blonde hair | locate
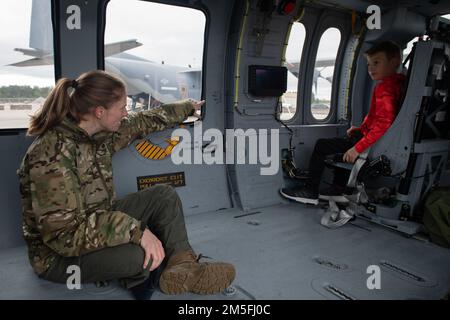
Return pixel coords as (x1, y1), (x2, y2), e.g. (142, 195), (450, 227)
(27, 70), (125, 136)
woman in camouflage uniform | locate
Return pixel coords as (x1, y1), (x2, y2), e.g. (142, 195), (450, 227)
(17, 70), (235, 299)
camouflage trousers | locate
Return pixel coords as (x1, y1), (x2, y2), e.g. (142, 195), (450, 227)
(40, 184), (192, 289)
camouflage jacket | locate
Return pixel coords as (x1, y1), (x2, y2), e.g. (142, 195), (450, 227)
(17, 100), (194, 275)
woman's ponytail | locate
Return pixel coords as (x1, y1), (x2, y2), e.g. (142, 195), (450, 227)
(27, 70), (125, 136)
(27, 78), (72, 136)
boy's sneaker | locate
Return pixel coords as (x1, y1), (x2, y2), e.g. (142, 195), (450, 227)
(279, 187), (319, 205)
(319, 185), (349, 203)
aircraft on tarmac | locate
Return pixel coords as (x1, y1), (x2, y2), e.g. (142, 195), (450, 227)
(12, 41), (333, 111)
(7, 1), (202, 110)
(285, 58), (334, 95)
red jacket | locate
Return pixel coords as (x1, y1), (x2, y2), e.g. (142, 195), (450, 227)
(354, 73), (406, 153)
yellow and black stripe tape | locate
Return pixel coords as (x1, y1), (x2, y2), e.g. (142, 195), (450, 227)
(136, 137), (180, 160)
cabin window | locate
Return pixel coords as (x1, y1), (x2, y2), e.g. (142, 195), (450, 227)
(311, 27), (341, 120)
(403, 37), (418, 70)
(105, 0), (206, 121)
(0, 0), (55, 130)
(280, 22), (306, 121)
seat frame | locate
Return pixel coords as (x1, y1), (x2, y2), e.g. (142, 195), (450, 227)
(325, 36), (450, 235)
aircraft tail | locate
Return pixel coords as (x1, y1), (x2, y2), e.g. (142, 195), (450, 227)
(28, 0), (141, 56)
(105, 40), (143, 57)
(7, 0), (52, 66)
(29, 0), (53, 52)
(9, 1), (141, 67)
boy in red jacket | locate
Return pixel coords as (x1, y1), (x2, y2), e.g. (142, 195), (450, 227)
(281, 41), (406, 205)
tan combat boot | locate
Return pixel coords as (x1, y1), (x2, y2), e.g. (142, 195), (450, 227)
(159, 250), (236, 295)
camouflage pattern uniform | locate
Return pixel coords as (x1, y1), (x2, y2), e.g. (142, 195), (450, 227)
(17, 100), (194, 280)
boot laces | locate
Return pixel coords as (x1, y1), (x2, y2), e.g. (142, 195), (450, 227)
(196, 253), (211, 262)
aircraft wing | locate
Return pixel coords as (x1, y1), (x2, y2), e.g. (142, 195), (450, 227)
(9, 0), (141, 67)
(105, 39), (142, 57)
(314, 58), (335, 68)
(14, 48), (50, 58)
(177, 68), (202, 74)
(9, 39), (142, 67)
(285, 57), (335, 78)
(285, 61), (300, 77)
(7, 56), (53, 67)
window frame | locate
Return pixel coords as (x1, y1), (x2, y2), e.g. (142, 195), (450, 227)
(99, 0), (209, 120)
(298, 9), (352, 125)
(280, 21), (307, 123)
(305, 22), (343, 124)
(0, 0), (58, 132)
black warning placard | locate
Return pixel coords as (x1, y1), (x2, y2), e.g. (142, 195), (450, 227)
(137, 172), (186, 190)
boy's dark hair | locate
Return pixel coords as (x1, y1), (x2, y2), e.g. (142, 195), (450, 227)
(365, 41), (401, 60)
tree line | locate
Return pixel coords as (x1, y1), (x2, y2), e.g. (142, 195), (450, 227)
(0, 85), (53, 98)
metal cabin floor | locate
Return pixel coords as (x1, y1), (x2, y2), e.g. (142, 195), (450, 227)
(1, 203), (449, 300)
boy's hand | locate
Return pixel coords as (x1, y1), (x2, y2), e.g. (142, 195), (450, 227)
(346, 126), (360, 137)
(343, 147), (360, 163)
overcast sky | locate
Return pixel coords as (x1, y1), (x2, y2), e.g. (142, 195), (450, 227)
(105, 0), (205, 66)
(0, 0), (51, 86)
